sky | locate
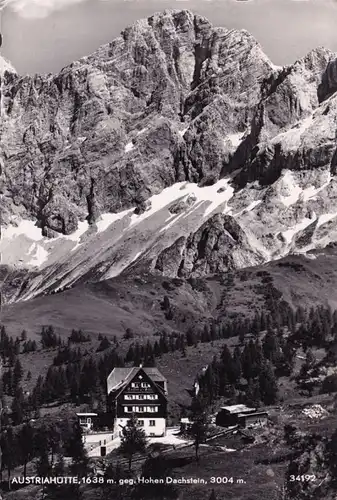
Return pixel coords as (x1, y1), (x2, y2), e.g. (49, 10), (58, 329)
(1, 0), (337, 75)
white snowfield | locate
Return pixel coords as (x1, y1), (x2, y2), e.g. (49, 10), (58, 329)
(0, 56), (17, 75)
(226, 133), (244, 149)
(96, 210), (132, 234)
(124, 141), (134, 153)
(1, 178), (235, 269)
(2, 163), (337, 299)
(278, 170), (332, 207)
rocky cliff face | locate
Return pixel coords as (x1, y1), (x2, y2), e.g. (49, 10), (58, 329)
(233, 47), (337, 187)
(2, 9), (337, 301)
(0, 10), (275, 235)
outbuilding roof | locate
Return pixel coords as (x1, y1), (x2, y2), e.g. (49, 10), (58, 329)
(237, 411), (268, 418)
(220, 404), (256, 414)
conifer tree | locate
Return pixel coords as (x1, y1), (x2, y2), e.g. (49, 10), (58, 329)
(65, 421), (88, 478)
(118, 414), (147, 470)
(1, 427), (17, 488)
(11, 386), (25, 425)
(13, 359), (23, 391)
(18, 423), (35, 479)
(241, 343), (253, 380)
(189, 397), (210, 463)
(245, 379), (261, 407)
(259, 362), (278, 405)
(97, 336), (111, 352)
(263, 331), (280, 363)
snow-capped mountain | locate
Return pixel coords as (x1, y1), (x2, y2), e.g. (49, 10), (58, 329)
(2, 9), (337, 302)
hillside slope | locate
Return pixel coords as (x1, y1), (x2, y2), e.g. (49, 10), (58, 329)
(3, 248), (337, 338)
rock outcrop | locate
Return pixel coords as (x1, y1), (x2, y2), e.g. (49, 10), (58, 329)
(233, 47), (337, 187)
(155, 214), (263, 277)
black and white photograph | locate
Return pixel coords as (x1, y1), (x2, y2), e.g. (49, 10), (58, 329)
(1, 0), (337, 499)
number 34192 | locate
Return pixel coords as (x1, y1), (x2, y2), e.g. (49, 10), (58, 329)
(289, 475), (316, 482)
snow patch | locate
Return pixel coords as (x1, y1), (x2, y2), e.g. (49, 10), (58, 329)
(304, 253), (317, 260)
(279, 171), (303, 207)
(159, 204), (198, 233)
(273, 115), (314, 152)
(124, 141), (134, 153)
(2, 219), (43, 242)
(137, 128), (147, 136)
(235, 200), (262, 216)
(302, 172), (332, 201)
(270, 63), (283, 71)
(245, 200), (262, 212)
(245, 230), (272, 262)
(96, 210), (132, 233)
(226, 133), (243, 148)
(64, 221), (89, 243)
(179, 128), (188, 137)
(317, 212), (337, 227)
(0, 56), (16, 75)
(130, 251), (142, 264)
(28, 243), (49, 267)
(282, 216), (315, 245)
(278, 170), (331, 207)
(202, 179), (234, 216)
(129, 178), (234, 229)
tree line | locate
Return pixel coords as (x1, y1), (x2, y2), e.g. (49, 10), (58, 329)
(1, 418), (88, 497)
(1, 304), (337, 429)
(196, 304), (337, 407)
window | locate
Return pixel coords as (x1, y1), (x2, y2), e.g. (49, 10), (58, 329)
(138, 420), (144, 427)
(147, 406), (159, 413)
(149, 420), (155, 427)
(141, 382), (150, 388)
(125, 406), (132, 413)
(125, 394), (158, 400)
(139, 406), (145, 412)
(79, 417), (91, 424)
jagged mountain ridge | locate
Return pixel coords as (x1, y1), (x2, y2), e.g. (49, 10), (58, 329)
(2, 9), (337, 301)
(0, 9), (275, 233)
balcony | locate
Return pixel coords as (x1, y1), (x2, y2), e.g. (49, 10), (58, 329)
(125, 386), (154, 393)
